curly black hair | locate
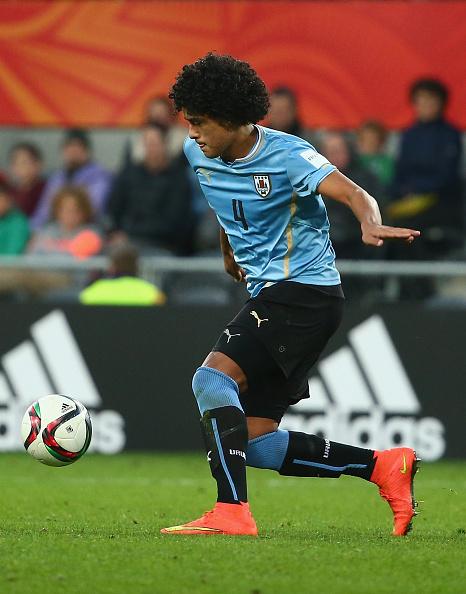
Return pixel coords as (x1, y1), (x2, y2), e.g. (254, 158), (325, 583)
(169, 53), (270, 126)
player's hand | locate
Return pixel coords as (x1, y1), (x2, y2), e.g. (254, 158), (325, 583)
(223, 252), (246, 282)
(361, 222), (420, 247)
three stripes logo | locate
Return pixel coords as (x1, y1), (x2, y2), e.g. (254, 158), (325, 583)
(0, 310), (125, 453)
(282, 315), (445, 461)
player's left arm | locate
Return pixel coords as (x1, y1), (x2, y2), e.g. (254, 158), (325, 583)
(220, 226), (246, 282)
(317, 170), (420, 247)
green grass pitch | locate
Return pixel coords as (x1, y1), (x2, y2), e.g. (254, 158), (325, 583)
(1, 453), (465, 594)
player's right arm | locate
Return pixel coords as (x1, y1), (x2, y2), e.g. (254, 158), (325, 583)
(220, 226), (246, 282)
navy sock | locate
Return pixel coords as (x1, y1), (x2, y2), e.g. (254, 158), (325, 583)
(200, 406), (248, 503)
(279, 432), (375, 480)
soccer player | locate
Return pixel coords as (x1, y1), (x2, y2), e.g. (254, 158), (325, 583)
(162, 54), (421, 537)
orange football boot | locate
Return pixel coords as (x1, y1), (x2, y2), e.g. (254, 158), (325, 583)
(160, 502), (258, 536)
(371, 447), (420, 536)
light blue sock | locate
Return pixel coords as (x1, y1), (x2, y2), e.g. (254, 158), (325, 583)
(247, 430), (290, 471)
(192, 366), (243, 415)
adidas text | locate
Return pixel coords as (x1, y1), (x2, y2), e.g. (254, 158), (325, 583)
(282, 315), (445, 462)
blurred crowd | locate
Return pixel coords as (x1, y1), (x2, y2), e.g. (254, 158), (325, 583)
(0, 79), (464, 304)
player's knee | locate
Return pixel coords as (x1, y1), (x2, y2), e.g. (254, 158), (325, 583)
(192, 366), (243, 415)
(247, 417), (279, 440)
(202, 351), (248, 393)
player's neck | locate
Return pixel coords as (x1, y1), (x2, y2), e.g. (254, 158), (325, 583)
(221, 124), (257, 162)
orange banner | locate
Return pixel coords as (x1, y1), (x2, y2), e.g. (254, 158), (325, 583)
(1, 1), (465, 128)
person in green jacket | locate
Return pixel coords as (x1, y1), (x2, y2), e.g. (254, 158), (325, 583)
(356, 120), (395, 190)
(80, 243), (166, 306)
(0, 181), (30, 254)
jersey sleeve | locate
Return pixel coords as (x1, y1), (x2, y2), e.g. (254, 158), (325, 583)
(183, 137), (197, 167)
(286, 144), (336, 197)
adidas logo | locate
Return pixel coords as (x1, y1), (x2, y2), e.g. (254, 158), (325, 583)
(1, 309), (101, 409)
(282, 315), (445, 462)
(0, 310), (125, 454)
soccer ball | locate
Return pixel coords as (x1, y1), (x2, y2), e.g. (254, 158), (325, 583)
(21, 394), (92, 467)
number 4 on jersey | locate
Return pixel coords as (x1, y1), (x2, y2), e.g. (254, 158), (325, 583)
(232, 199), (249, 231)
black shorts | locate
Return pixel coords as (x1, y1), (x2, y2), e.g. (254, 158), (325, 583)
(212, 281), (344, 422)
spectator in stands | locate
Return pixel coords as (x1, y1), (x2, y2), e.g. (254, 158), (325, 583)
(356, 120), (394, 190)
(8, 143), (46, 217)
(145, 95), (187, 158)
(266, 86), (314, 143)
(389, 78), (463, 252)
(319, 131), (383, 258)
(31, 129), (112, 230)
(29, 186), (102, 259)
(80, 243), (165, 306)
(0, 181), (29, 254)
(107, 123), (194, 255)
(124, 95), (187, 166)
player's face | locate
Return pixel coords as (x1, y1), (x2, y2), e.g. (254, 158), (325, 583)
(183, 110), (237, 159)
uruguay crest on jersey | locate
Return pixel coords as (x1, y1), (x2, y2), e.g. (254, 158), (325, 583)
(253, 174), (271, 198)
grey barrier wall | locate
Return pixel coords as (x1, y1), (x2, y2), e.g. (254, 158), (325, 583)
(0, 304), (464, 459)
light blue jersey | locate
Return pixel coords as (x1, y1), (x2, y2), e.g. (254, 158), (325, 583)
(184, 125), (340, 297)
